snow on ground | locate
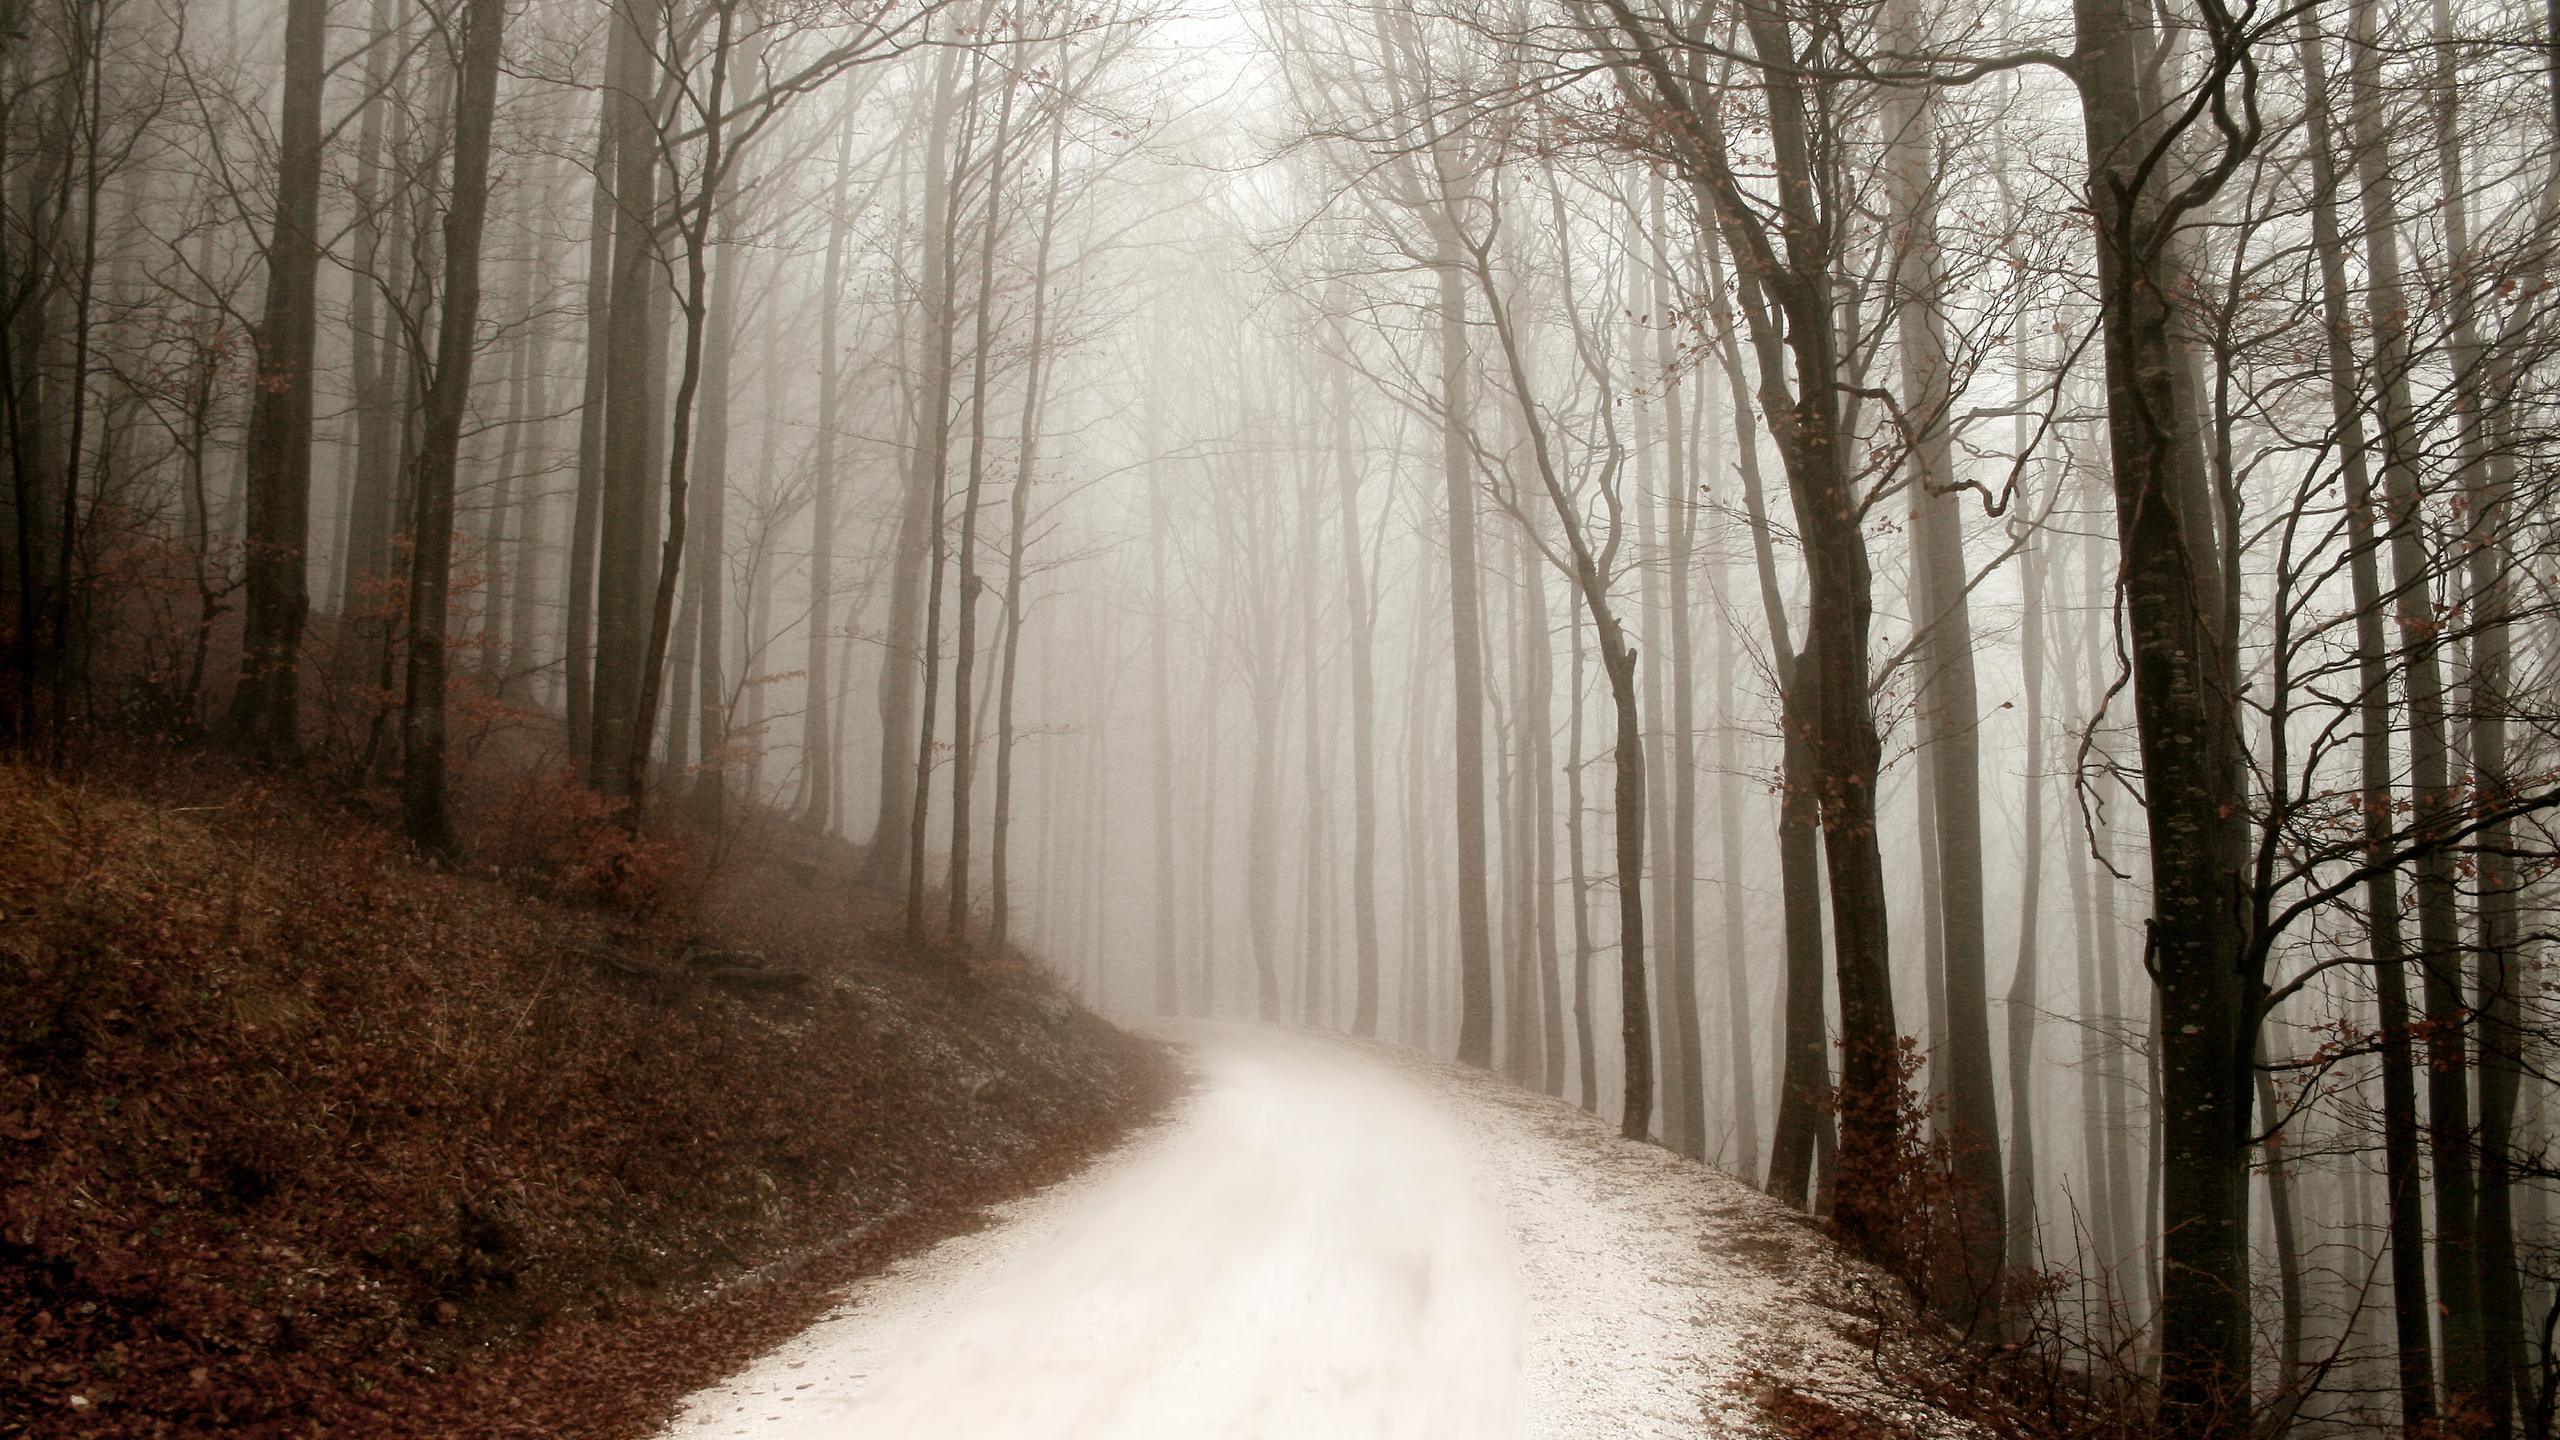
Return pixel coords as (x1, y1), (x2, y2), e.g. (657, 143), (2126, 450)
(656, 1021), (1936, 1440)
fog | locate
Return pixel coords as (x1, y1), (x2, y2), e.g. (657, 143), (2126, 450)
(12, 0), (2560, 1428)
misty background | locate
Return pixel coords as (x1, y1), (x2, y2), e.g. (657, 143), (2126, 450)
(9, 0), (2560, 1431)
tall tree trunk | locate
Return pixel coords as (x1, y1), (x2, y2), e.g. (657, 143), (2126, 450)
(337, 0), (396, 628)
(504, 244), (552, 709)
(1916, 715), (1948, 1118)
(2470, 15), (2560, 1418)
(564, 95), (614, 770)
(804, 119), (852, 835)
(989, 373), (1051, 958)
(1436, 215), (1496, 1067)
(742, 388), (775, 803)
(2066, 738), (2111, 1271)
(1337, 362), (1383, 1038)
(947, 66), (1017, 932)
(1633, 349), (1676, 1138)
(2473, 230), (2531, 1440)
(686, 210), (740, 820)
(43, 23), (107, 738)
(621, 4), (738, 817)
(225, 0), (328, 760)
(399, 0), (503, 851)
(2431, 0), (2525, 1422)
(903, 51), (973, 930)
(1296, 415), (1333, 1027)
(0, 55), (70, 733)
(363, 154), (430, 775)
(1706, 239), (1825, 1207)
(988, 504), (1032, 953)
(1710, 514), (1760, 1177)
(1604, 635), (1649, 1141)
(2069, 0), (2257, 1416)
(1993, 123), (2047, 1287)
(1248, 593), (1284, 1021)
(478, 253), (535, 692)
(1567, 576), (1599, 1109)
(2256, 1056), (2307, 1426)
(2006, 502), (2044, 1278)
(2348, 0), (2481, 1409)
(833, 565), (864, 835)
(2296, 9), (2434, 1419)
(1656, 215), (1704, 1156)
(1146, 456), (1176, 1000)
(1885, 0), (2002, 1296)
(1198, 633), (1226, 1014)
(2084, 517), (2141, 1318)
(1598, 10), (1889, 1219)
(990, 46), (1061, 961)
(861, 48), (961, 891)
(1501, 505), (1533, 1081)
(1525, 495), (1565, 1097)
(587, 0), (664, 798)
(1402, 573), (1440, 1047)
(1467, 238), (1649, 1140)
(1733, 9), (1900, 1253)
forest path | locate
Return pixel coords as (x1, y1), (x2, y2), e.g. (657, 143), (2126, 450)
(655, 1021), (1897, 1440)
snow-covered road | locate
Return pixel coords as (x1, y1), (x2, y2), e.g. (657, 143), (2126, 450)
(657, 1022), (1898, 1440)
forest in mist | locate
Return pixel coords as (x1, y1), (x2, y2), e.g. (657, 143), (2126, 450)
(9, 0), (2560, 1429)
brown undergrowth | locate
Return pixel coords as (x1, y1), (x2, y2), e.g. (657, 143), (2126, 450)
(1761, 1040), (2156, 1440)
(0, 743), (1178, 1438)
(1767, 1036), (2487, 1437)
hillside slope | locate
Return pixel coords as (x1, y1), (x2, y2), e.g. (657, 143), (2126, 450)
(0, 753), (1175, 1439)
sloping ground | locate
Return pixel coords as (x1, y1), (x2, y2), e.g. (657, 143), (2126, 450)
(656, 1022), (1975, 1440)
(0, 753), (1177, 1439)
(1384, 1039), (1978, 1439)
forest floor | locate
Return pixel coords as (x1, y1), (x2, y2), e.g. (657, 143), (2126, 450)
(657, 1021), (1977, 1440)
(0, 742), (1178, 1440)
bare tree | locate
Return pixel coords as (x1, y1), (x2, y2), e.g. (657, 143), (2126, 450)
(223, 0), (326, 760)
(399, 0), (505, 849)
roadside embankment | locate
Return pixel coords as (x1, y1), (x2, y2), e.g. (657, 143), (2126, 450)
(0, 751), (1175, 1439)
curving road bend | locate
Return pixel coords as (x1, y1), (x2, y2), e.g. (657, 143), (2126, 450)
(658, 1022), (1892, 1440)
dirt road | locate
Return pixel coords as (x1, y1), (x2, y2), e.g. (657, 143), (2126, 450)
(658, 1022), (1907, 1439)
